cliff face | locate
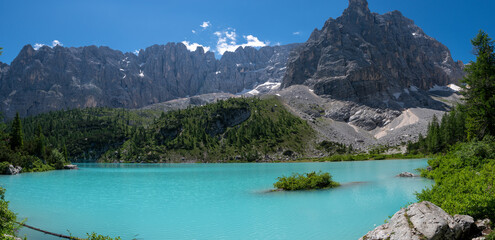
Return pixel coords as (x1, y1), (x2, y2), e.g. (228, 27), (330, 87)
(0, 43), (297, 118)
(282, 0), (464, 110)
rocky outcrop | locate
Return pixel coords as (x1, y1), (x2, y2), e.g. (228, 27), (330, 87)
(3, 165), (22, 175)
(360, 201), (483, 240)
(282, 0), (464, 129)
(0, 43), (297, 119)
(206, 107), (251, 136)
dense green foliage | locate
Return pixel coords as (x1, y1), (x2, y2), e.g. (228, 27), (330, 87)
(10, 113), (24, 151)
(462, 30), (495, 140)
(0, 113), (56, 173)
(0, 187), (19, 237)
(417, 139), (495, 220)
(19, 107), (160, 161)
(273, 171), (339, 191)
(100, 97), (314, 162)
(317, 140), (354, 155)
(407, 107), (467, 154)
(3, 97), (312, 164)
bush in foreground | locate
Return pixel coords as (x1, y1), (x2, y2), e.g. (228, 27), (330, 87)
(417, 138), (495, 220)
(273, 171), (339, 191)
(0, 187), (19, 237)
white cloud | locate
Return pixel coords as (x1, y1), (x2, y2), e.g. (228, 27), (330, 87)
(33, 43), (45, 50)
(293, 32), (301, 35)
(133, 49), (140, 55)
(181, 41), (211, 53)
(200, 21), (211, 29)
(214, 30), (268, 55)
(192, 30), (196, 34)
(52, 40), (63, 47)
(33, 40), (63, 50)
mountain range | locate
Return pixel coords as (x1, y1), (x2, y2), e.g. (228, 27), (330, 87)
(0, 42), (297, 118)
(0, 0), (465, 147)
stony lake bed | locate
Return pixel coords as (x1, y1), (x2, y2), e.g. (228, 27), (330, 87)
(0, 159), (431, 240)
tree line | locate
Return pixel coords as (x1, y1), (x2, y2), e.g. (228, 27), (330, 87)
(100, 97), (314, 163)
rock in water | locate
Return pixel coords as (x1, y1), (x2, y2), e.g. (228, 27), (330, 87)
(360, 201), (479, 240)
(282, 0), (464, 129)
(396, 172), (416, 177)
(63, 164), (79, 170)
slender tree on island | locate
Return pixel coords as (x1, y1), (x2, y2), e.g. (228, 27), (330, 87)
(462, 30), (495, 140)
(10, 112), (24, 151)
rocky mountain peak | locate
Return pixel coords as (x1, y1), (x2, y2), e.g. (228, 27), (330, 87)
(346, 0), (370, 16)
(13, 44), (35, 62)
(282, 0), (465, 130)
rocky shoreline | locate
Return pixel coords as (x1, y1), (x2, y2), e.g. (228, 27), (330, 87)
(1, 164), (78, 175)
(360, 201), (492, 240)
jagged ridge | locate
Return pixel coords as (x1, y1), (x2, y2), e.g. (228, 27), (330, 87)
(0, 43), (299, 118)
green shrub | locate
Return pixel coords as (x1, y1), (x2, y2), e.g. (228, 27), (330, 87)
(273, 171), (340, 191)
(48, 149), (67, 169)
(0, 187), (19, 236)
(0, 162), (10, 174)
(417, 139), (495, 220)
(27, 159), (55, 172)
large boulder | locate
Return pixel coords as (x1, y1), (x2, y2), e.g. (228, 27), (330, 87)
(360, 201), (479, 240)
(63, 164), (79, 170)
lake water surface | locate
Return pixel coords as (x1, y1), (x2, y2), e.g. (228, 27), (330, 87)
(0, 159), (432, 240)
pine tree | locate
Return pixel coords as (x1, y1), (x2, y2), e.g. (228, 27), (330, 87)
(10, 112), (24, 151)
(426, 115), (441, 153)
(35, 124), (46, 159)
(462, 30), (495, 140)
(63, 144), (69, 161)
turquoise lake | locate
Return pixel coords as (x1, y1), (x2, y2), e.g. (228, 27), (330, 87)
(0, 159), (432, 240)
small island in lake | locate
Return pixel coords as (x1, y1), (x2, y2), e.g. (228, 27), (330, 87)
(273, 171), (340, 191)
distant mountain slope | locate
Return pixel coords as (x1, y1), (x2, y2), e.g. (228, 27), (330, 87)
(281, 0), (464, 130)
(0, 43), (298, 118)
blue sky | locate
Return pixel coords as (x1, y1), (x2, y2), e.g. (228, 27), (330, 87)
(0, 0), (493, 64)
